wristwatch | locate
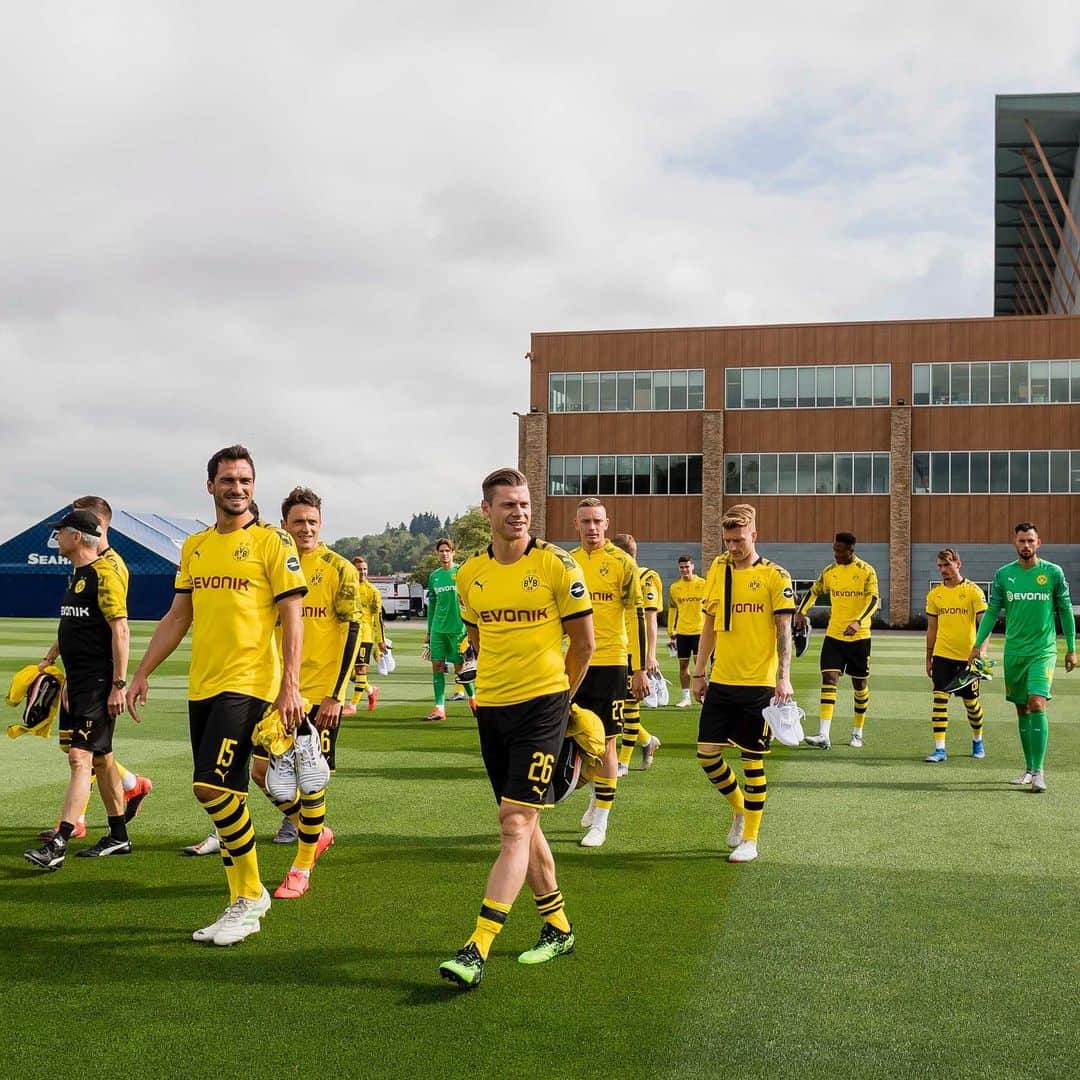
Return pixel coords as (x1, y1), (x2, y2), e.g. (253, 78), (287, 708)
(113, 679), (126, 689)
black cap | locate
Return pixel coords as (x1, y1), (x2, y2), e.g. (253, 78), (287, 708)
(46, 509), (102, 537)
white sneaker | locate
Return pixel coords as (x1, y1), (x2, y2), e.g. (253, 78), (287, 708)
(849, 730), (864, 748)
(640, 735), (661, 770)
(616, 763), (629, 778)
(728, 840), (758, 863)
(295, 728), (330, 794)
(1010, 770), (1034, 786)
(580, 792), (596, 829)
(182, 832), (221, 857)
(580, 825), (607, 848)
(675, 698), (693, 709)
(1030, 770), (1047, 793)
(193, 907), (232, 943)
(212, 888), (272, 946)
(726, 813), (744, 849)
(266, 748), (298, 802)
(803, 734), (831, 750)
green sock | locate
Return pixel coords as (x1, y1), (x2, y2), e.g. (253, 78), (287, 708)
(463, 681), (475, 697)
(1017, 713), (1033, 770)
(1028, 711), (1048, 771)
(433, 671), (446, 708)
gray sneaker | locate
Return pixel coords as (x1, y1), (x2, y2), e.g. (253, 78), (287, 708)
(1010, 770), (1034, 786)
(272, 816), (298, 844)
(804, 734), (831, 750)
(1030, 770), (1047, 793)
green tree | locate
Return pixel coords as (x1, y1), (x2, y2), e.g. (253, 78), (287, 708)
(450, 505), (491, 557)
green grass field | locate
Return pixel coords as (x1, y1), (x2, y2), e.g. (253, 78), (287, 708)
(1, 618), (1077, 1079)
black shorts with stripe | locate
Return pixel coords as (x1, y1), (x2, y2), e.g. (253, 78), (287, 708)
(573, 664), (627, 737)
(251, 705), (339, 770)
(476, 691), (570, 808)
(819, 635), (871, 679)
(61, 675), (115, 755)
(698, 682), (773, 755)
(675, 633), (701, 660)
(931, 656), (979, 700)
(190, 692), (269, 794)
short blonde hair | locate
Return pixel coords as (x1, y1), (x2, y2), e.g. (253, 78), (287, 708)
(612, 532), (637, 557)
(721, 503), (756, 530)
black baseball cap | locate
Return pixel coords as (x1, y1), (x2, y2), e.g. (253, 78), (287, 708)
(47, 509), (102, 537)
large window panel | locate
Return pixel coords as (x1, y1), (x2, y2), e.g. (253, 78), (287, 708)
(724, 369), (741, 410)
(759, 453), (778, 494)
(688, 369), (705, 409)
(797, 453), (816, 494)
(617, 371), (634, 411)
(760, 367), (779, 409)
(654, 369), (671, 410)
(741, 454), (760, 495)
(989, 451), (1009, 493)
(1009, 361), (1029, 404)
(778, 454), (797, 492)
(854, 365), (874, 406)
(616, 454), (634, 495)
(1050, 450), (1069, 493)
(549, 373), (565, 412)
(913, 452), (930, 493)
(582, 371), (599, 412)
(949, 452), (969, 493)
(1050, 360), (1071, 403)
(742, 368), (760, 409)
(872, 453), (890, 493)
(815, 367), (835, 408)
(930, 364), (949, 405)
(1072, 361), (1080, 403)
(687, 454), (703, 494)
(835, 452), (853, 493)
(580, 455), (599, 495)
(931, 451), (950, 493)
(969, 451), (989, 493)
(598, 454), (616, 495)
(725, 455), (741, 495)
(599, 372), (617, 411)
(797, 367), (816, 408)
(634, 455), (652, 494)
(563, 372), (583, 412)
(1073, 450), (1080, 492)
(970, 362), (990, 404)
(853, 453), (872, 493)
(669, 370), (688, 410)
(1029, 361), (1049, 404)
(835, 366), (854, 407)
(668, 454), (688, 494)
(1029, 450), (1049, 492)
(913, 364), (930, 406)
(950, 363), (970, 405)
(1009, 450), (1029, 492)
(549, 456), (564, 495)
(815, 453), (834, 494)
(651, 455), (669, 494)
(563, 456), (581, 496)
(990, 363), (1010, 404)
(634, 371), (653, 411)
(873, 365), (890, 405)
(779, 367), (797, 408)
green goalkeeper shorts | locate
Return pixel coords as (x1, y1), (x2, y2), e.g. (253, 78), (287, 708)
(429, 631), (466, 665)
(1003, 652), (1056, 705)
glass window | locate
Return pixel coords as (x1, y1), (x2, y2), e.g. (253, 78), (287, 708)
(778, 454), (797, 493)
(670, 370), (688, 410)
(835, 452), (853, 493)
(724, 455), (741, 494)
(853, 453), (872, 493)
(780, 367), (797, 408)
(989, 451), (1009, 492)
(598, 454), (616, 495)
(760, 367), (779, 409)
(855, 365), (874, 407)
(580, 455), (599, 495)
(912, 452), (930, 493)
(548, 456), (564, 495)
(1072, 360), (1080, 402)
(688, 369), (705, 409)
(969, 451), (989, 493)
(950, 363), (969, 405)
(950, 452), (969, 493)
(563, 456), (581, 496)
(1030, 361), (1049, 404)
(688, 455), (703, 494)
(816, 367), (835, 408)
(931, 452), (950, 493)
(872, 453), (890, 493)
(599, 372), (617, 411)
(990, 363), (1009, 404)
(913, 364), (930, 406)
(873, 365), (890, 405)
(798, 367), (816, 408)
(549, 373), (565, 412)
(835, 366), (853, 407)
(742, 368), (760, 409)
(970, 362), (990, 404)
(1051, 450), (1069, 493)
(617, 371), (634, 411)
(797, 453), (815, 494)
(741, 454), (760, 495)
(1009, 361), (1029, 404)
(654, 369), (670, 410)
(582, 371), (599, 411)
(1030, 450), (1049, 492)
(1050, 360), (1071, 403)
(725, 369), (740, 409)
(668, 454), (688, 494)
(815, 453), (834, 494)
(564, 372), (583, 412)
(634, 371), (652, 411)
(760, 453), (778, 494)
(930, 364), (949, 405)
(616, 455), (634, 495)
(1009, 450), (1029, 492)
(1073, 450), (1080, 492)
(634, 455), (652, 494)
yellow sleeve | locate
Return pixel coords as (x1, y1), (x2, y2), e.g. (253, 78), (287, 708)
(265, 529), (308, 601)
(702, 558), (723, 616)
(972, 585), (987, 616)
(335, 562), (362, 623)
(623, 559), (646, 670)
(175, 536), (195, 592)
(925, 588), (939, 617)
(95, 562), (128, 621)
(458, 562), (479, 625)
(772, 567), (796, 614)
(667, 583), (678, 634)
(553, 553), (591, 621)
(643, 571), (663, 613)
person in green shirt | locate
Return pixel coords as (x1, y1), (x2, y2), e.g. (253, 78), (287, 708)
(971, 522), (1076, 792)
(424, 538), (476, 721)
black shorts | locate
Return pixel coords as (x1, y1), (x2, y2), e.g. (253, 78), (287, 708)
(931, 656), (979, 700)
(573, 664), (627, 737)
(355, 642), (373, 667)
(62, 675), (115, 755)
(251, 706), (338, 770)
(190, 692), (269, 794)
(697, 683), (773, 755)
(675, 633), (701, 660)
(820, 635), (871, 679)
(476, 691), (570, 807)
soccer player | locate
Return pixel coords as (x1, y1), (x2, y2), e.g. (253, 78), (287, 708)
(24, 510), (132, 869)
(692, 504), (795, 863)
(667, 555), (707, 708)
(571, 498), (647, 847)
(346, 556), (386, 713)
(794, 532), (879, 748)
(128, 445), (307, 946)
(438, 467), (593, 988)
(924, 548), (989, 762)
(970, 522), (1076, 792)
(37, 496), (152, 839)
(422, 537), (477, 722)
(612, 533), (662, 774)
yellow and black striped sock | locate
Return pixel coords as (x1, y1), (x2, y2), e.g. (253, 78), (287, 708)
(467, 897), (512, 959)
(351, 668), (368, 705)
(697, 751), (745, 812)
(819, 684), (837, 738)
(618, 702), (640, 767)
(853, 686), (870, 731)
(203, 792), (262, 900)
(964, 698), (984, 738)
(270, 790), (301, 822)
(741, 755), (767, 842)
(220, 848), (238, 903)
(637, 722), (652, 746)
(931, 690), (949, 748)
(534, 889), (571, 933)
(594, 775), (617, 810)
(293, 788), (326, 872)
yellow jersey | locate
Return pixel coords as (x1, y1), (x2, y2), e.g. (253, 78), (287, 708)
(356, 579), (384, 644)
(571, 541), (645, 669)
(796, 557), (879, 641)
(926, 580), (987, 662)
(668, 574), (707, 635)
(703, 554), (796, 686)
(99, 546), (130, 592)
(296, 545), (363, 702)
(176, 520), (308, 702)
(457, 538), (591, 707)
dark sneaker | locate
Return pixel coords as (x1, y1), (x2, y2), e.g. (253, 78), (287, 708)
(25, 837), (67, 871)
(518, 922), (575, 965)
(272, 817), (298, 844)
(76, 834), (133, 858)
(439, 942), (485, 988)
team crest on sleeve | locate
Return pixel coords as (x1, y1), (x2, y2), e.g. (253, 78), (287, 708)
(522, 574), (539, 592)
(570, 580), (586, 599)
(286, 555), (301, 572)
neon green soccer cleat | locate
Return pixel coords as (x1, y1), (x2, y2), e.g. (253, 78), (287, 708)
(439, 943), (485, 988)
(517, 922), (575, 965)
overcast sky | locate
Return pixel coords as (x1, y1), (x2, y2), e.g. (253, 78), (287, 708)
(3, 2), (1079, 543)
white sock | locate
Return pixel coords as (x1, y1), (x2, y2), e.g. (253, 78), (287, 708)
(591, 806), (610, 831)
(681, 688), (691, 701)
(120, 770), (138, 793)
(935, 738), (946, 750)
(819, 718), (832, 740)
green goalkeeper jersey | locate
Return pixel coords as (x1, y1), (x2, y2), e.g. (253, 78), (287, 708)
(974, 559), (1076, 657)
(427, 565), (465, 637)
